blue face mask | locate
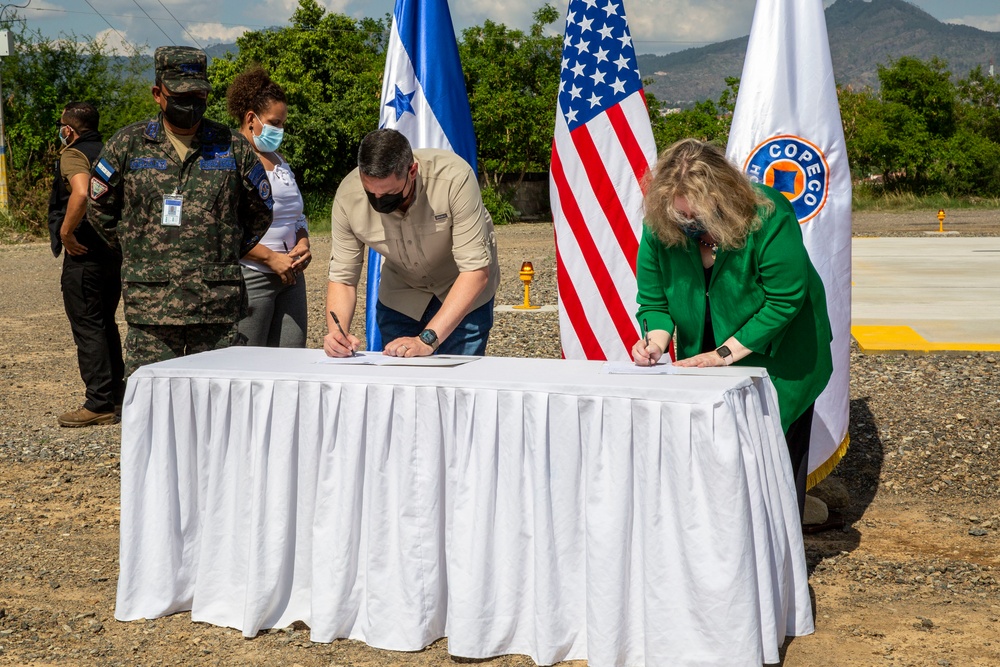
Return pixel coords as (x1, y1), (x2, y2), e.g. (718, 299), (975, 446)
(252, 113), (284, 153)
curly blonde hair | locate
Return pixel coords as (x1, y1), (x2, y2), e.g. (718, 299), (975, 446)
(225, 66), (286, 128)
(643, 138), (770, 249)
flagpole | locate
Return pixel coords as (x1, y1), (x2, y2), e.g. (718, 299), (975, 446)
(367, 0), (477, 351)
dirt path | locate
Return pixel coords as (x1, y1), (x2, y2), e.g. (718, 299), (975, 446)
(1, 215), (998, 666)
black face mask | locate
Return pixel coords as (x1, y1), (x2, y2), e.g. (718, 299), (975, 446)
(678, 218), (707, 240)
(365, 175), (409, 214)
(163, 95), (207, 130)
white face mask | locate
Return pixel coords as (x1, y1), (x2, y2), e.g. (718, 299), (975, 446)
(252, 113), (284, 153)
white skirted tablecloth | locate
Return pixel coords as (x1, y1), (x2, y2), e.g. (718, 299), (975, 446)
(115, 347), (813, 667)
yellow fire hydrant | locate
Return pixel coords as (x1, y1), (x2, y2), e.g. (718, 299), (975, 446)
(513, 261), (541, 310)
(937, 208), (946, 233)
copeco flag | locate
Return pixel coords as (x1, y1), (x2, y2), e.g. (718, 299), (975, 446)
(726, 0), (852, 486)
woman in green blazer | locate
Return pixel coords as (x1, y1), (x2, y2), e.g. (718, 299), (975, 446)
(632, 138), (833, 517)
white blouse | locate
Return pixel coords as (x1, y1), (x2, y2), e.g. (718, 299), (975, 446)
(241, 156), (308, 274)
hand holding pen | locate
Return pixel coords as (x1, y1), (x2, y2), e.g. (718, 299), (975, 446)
(325, 310), (359, 357)
(632, 318), (663, 366)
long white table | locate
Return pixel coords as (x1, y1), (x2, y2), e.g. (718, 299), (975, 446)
(115, 348), (813, 667)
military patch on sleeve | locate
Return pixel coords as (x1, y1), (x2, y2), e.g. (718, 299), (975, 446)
(247, 162), (266, 188)
(90, 176), (109, 200)
(258, 179), (273, 210)
(94, 158), (116, 182)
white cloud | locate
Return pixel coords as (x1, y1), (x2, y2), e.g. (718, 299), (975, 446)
(946, 14), (1000, 32)
(91, 27), (142, 57)
(626, 0), (757, 54)
(80, 0), (252, 52)
(450, 0), (541, 30)
(187, 23), (253, 45)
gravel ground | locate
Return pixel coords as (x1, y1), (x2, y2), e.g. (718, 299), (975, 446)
(0, 210), (999, 666)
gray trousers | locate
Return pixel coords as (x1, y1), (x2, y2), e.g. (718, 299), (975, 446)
(237, 267), (307, 348)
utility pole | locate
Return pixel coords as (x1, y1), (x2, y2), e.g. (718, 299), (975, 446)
(0, 29), (11, 214)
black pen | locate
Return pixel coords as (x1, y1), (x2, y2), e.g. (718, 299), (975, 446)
(329, 310), (356, 357)
(642, 318), (653, 366)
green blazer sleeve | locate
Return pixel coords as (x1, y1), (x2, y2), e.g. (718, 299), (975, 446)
(635, 224), (676, 337)
(732, 191), (811, 356)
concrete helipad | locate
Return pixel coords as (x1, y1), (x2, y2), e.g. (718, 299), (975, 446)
(851, 237), (1000, 353)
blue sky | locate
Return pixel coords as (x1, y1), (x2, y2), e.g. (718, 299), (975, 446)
(16, 1), (1000, 56)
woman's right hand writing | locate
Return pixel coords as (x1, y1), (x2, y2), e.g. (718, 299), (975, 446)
(631, 337), (663, 366)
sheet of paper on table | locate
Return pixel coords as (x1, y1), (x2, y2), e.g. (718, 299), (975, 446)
(316, 352), (480, 368)
(601, 360), (679, 375)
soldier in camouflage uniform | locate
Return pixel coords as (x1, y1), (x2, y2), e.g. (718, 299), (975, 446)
(88, 46), (273, 376)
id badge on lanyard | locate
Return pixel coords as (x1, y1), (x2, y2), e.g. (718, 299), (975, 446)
(162, 192), (183, 227)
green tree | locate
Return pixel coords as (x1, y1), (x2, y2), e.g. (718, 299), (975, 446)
(207, 0), (388, 193)
(0, 17), (153, 235)
(877, 56), (956, 138)
(956, 65), (1000, 145)
(459, 4), (562, 187)
(839, 83), (931, 187)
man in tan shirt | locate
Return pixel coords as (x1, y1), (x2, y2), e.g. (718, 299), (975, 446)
(47, 102), (124, 427)
(325, 129), (499, 357)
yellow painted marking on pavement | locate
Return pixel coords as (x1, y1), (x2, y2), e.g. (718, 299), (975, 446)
(852, 325), (1000, 354)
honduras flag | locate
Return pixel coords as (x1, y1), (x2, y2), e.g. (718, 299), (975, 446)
(365, 0), (478, 350)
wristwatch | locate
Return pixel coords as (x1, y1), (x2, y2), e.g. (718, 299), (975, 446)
(418, 328), (439, 350)
(715, 345), (733, 365)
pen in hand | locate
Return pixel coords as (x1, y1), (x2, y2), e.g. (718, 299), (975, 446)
(329, 310), (356, 357)
(642, 318), (653, 366)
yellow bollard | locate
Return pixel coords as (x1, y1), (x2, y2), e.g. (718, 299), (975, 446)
(512, 261), (541, 310)
(937, 208), (945, 233)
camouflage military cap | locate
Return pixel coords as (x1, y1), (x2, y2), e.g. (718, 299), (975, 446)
(154, 46), (211, 94)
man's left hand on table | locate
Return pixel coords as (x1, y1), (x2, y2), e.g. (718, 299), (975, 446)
(384, 337), (434, 358)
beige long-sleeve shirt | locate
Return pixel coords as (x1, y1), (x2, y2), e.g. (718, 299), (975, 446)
(328, 149), (499, 320)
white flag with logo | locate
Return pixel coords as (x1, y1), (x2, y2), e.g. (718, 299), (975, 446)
(726, 0), (852, 485)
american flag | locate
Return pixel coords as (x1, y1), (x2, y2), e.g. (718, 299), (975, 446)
(551, 0), (658, 361)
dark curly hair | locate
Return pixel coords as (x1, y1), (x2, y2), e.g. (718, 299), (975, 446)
(225, 66), (287, 126)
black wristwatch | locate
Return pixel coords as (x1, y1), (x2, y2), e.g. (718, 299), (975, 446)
(715, 345), (733, 365)
(418, 328), (439, 350)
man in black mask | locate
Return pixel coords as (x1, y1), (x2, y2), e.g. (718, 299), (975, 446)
(88, 46), (273, 377)
(324, 129), (499, 358)
(48, 101), (124, 427)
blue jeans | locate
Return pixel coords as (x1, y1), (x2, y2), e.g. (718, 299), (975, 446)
(376, 296), (494, 356)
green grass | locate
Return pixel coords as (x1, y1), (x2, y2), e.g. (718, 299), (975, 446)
(0, 209), (40, 244)
(302, 190), (333, 234)
(852, 186), (1000, 212)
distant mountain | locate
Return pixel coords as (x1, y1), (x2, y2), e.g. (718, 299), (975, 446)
(637, 0), (1000, 107)
(204, 43), (238, 60)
